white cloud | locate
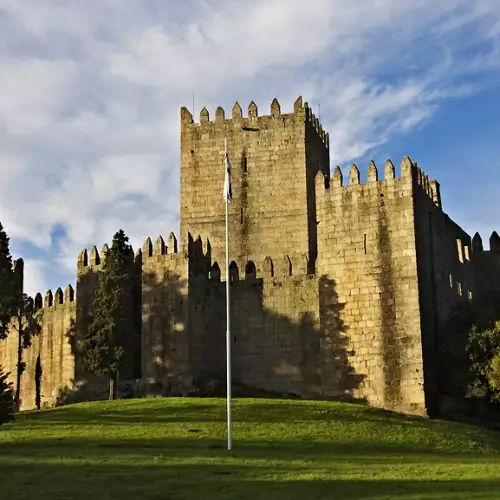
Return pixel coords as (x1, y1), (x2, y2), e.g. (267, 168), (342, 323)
(1, 0), (500, 294)
(0, 58), (77, 134)
(22, 259), (49, 298)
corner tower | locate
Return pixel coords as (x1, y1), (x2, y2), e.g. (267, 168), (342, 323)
(179, 97), (329, 274)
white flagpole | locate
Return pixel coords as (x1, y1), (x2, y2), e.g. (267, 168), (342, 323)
(224, 138), (232, 451)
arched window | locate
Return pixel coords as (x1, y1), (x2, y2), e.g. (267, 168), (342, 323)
(245, 261), (256, 280)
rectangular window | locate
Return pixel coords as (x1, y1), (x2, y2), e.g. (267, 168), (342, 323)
(449, 274), (453, 288)
(464, 245), (470, 261)
(457, 282), (462, 296)
(468, 290), (473, 300)
(363, 234), (367, 254)
(457, 239), (464, 263)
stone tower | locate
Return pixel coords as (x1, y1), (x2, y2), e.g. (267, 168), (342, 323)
(179, 97), (329, 276)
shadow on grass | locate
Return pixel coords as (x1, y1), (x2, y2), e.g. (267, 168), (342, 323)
(14, 399), (500, 450)
(1, 434), (499, 462)
(16, 399), (423, 425)
(1, 459), (500, 500)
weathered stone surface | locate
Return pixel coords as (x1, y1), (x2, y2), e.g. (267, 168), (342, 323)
(1, 96), (497, 418)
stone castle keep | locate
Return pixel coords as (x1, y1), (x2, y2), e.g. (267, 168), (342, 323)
(1, 96), (500, 415)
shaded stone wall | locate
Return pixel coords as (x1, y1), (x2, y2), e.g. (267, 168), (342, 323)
(227, 258), (321, 396)
(315, 157), (426, 415)
(412, 166), (475, 412)
(473, 231), (500, 305)
(141, 249), (364, 401)
(226, 261), (362, 399)
(140, 233), (190, 384)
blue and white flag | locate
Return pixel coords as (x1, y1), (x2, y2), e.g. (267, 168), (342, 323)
(224, 138), (232, 203)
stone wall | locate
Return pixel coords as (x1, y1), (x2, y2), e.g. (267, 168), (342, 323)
(315, 157), (426, 415)
(473, 231), (500, 304)
(141, 248), (364, 401)
(0, 286), (76, 411)
(140, 232), (190, 384)
(412, 165), (475, 412)
(221, 257), (321, 396)
(226, 259), (362, 398)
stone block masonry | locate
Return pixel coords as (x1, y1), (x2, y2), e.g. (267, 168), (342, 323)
(315, 158), (425, 414)
(0, 94), (497, 416)
(0, 281), (76, 410)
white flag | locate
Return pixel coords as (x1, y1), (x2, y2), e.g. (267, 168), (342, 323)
(224, 138), (232, 203)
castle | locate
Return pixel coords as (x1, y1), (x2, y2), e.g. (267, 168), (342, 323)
(1, 96), (500, 416)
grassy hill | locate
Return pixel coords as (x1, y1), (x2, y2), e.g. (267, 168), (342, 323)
(1, 398), (500, 499)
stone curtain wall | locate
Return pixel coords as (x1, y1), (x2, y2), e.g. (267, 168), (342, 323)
(140, 232), (190, 385)
(315, 157), (426, 415)
(179, 97), (329, 277)
(0, 286), (76, 411)
(412, 165), (475, 413)
(0, 325), (18, 401)
(226, 258), (320, 397)
(473, 231), (500, 304)
(224, 263), (363, 399)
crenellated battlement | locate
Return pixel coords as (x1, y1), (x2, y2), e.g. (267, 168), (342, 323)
(471, 231), (500, 253)
(33, 284), (75, 310)
(413, 161), (442, 208)
(180, 96), (329, 149)
(316, 156), (442, 210)
(140, 231), (214, 281)
(316, 157), (412, 200)
(141, 232), (179, 260)
(77, 240), (143, 273)
(77, 242), (111, 272)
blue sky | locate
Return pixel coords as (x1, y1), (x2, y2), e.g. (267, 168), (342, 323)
(0, 0), (499, 296)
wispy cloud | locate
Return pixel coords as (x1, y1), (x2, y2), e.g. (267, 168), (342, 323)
(1, 0), (500, 294)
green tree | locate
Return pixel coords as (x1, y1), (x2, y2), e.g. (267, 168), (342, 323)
(0, 365), (14, 426)
(0, 221), (16, 339)
(80, 230), (136, 400)
(489, 353), (500, 394)
(467, 320), (500, 402)
(9, 294), (43, 410)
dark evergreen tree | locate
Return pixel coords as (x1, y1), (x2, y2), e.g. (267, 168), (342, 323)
(35, 354), (42, 410)
(0, 365), (14, 426)
(80, 230), (136, 400)
(0, 221), (16, 339)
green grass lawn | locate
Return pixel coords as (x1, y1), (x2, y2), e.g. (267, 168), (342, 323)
(1, 398), (500, 499)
